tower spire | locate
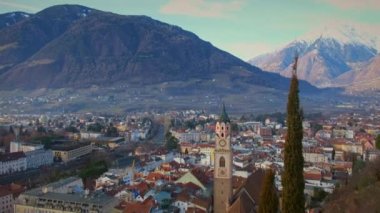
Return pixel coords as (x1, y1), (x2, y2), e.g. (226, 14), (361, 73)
(220, 103), (230, 123)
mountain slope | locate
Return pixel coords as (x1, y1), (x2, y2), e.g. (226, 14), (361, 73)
(249, 25), (379, 89)
(335, 54), (380, 91)
(0, 4), (319, 94)
(0, 5), (93, 76)
(0, 12), (31, 30)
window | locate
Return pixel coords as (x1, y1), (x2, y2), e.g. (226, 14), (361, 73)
(220, 157), (225, 167)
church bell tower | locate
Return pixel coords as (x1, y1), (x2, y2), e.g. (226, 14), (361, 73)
(214, 104), (233, 213)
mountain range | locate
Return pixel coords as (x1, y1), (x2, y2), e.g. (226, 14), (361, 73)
(249, 25), (380, 92)
(0, 4), (320, 95)
(1, 5), (363, 113)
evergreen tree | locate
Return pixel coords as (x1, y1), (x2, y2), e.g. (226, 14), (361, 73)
(376, 134), (380, 150)
(259, 169), (279, 213)
(282, 56), (305, 213)
(165, 131), (179, 151)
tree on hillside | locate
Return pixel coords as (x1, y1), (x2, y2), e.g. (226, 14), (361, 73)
(376, 134), (380, 150)
(259, 169), (279, 213)
(282, 56), (305, 213)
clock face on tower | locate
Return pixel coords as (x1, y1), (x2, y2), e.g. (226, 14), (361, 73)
(219, 139), (226, 147)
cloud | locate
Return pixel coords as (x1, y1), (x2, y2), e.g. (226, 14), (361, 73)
(319, 0), (380, 10)
(0, 0), (39, 12)
(160, 0), (244, 18)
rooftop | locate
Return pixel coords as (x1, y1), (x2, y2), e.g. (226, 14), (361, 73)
(22, 188), (114, 207)
(51, 142), (91, 151)
(0, 152), (26, 162)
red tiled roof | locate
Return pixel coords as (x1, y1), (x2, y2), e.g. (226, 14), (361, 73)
(145, 172), (165, 182)
(129, 182), (150, 195)
(121, 197), (156, 213)
(0, 183), (25, 198)
(304, 173), (322, 181)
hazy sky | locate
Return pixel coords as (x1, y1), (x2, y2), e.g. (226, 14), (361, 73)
(0, 0), (379, 60)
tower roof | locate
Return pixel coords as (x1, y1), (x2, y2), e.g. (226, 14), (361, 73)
(219, 104), (230, 123)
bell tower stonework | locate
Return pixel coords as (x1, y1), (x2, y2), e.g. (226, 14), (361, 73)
(214, 104), (233, 213)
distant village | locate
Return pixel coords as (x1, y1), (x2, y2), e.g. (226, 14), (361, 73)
(0, 109), (379, 212)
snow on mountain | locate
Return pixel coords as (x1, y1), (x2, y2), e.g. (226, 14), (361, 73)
(298, 25), (379, 50)
(0, 12), (31, 30)
(249, 25), (379, 90)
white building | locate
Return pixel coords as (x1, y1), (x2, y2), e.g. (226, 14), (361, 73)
(0, 152), (26, 175)
(10, 141), (44, 153)
(15, 177), (117, 213)
(52, 142), (92, 162)
(25, 149), (53, 169)
(172, 131), (201, 143)
(0, 190), (13, 213)
(303, 152), (329, 163)
(42, 176), (83, 194)
(80, 132), (103, 140)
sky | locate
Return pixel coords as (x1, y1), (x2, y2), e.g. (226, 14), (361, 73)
(0, 0), (379, 60)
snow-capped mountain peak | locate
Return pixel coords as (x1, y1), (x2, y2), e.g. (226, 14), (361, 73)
(249, 25), (380, 90)
(298, 24), (379, 50)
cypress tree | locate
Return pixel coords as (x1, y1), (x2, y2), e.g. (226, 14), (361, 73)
(281, 56), (305, 213)
(259, 169), (279, 213)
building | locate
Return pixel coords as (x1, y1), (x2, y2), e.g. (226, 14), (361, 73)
(0, 152), (26, 175)
(0, 183), (25, 213)
(364, 150), (380, 161)
(10, 141), (44, 153)
(303, 149), (329, 163)
(173, 131), (201, 143)
(214, 105), (233, 213)
(175, 171), (206, 191)
(15, 177), (117, 213)
(25, 149), (54, 169)
(52, 142), (92, 162)
(0, 188), (14, 213)
(332, 141), (364, 156)
(80, 132), (103, 140)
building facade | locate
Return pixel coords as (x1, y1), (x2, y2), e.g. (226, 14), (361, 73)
(52, 142), (92, 162)
(10, 141), (44, 153)
(0, 183), (25, 213)
(0, 191), (13, 213)
(25, 149), (54, 169)
(0, 152), (26, 175)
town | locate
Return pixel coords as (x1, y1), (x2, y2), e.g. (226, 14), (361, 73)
(0, 106), (379, 212)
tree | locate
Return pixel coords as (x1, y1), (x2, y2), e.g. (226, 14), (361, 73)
(87, 123), (103, 132)
(376, 134), (380, 150)
(105, 124), (118, 137)
(79, 160), (108, 187)
(259, 169), (279, 213)
(64, 126), (79, 133)
(165, 131), (179, 151)
(282, 56), (305, 213)
(312, 187), (328, 202)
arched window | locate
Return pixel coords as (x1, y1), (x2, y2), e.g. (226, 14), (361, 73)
(220, 156), (225, 167)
